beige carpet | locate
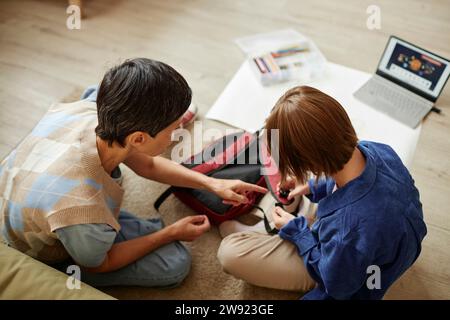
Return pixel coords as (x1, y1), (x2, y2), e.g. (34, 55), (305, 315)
(62, 89), (299, 300)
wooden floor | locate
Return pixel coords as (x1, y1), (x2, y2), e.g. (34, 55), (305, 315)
(0, 0), (449, 299)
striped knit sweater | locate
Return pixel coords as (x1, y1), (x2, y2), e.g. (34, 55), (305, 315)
(0, 100), (123, 263)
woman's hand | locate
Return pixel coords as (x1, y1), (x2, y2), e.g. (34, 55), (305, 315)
(277, 176), (310, 200)
(167, 215), (211, 241)
(208, 178), (268, 206)
(271, 206), (296, 230)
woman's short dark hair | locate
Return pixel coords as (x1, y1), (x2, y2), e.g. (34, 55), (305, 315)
(95, 58), (192, 147)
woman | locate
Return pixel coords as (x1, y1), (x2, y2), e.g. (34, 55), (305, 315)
(217, 85), (427, 300)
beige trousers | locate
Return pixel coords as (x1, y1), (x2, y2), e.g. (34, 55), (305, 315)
(217, 193), (318, 292)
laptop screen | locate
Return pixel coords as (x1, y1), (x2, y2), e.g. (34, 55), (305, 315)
(377, 36), (450, 100)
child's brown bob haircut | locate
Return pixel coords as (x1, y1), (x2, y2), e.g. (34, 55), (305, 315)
(265, 86), (358, 184)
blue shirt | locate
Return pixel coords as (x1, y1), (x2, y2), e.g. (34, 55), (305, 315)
(278, 141), (427, 300)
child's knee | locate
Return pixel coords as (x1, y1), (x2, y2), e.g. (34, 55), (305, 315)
(217, 235), (242, 274)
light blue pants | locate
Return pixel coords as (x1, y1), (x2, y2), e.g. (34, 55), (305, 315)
(81, 84), (98, 102)
(79, 211), (192, 288)
(54, 211), (191, 288)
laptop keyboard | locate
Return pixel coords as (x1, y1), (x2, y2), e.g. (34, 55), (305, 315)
(355, 75), (432, 128)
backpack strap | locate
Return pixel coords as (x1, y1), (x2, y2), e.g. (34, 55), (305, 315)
(154, 186), (176, 211)
(251, 204), (279, 235)
(252, 203), (298, 235)
(262, 210), (279, 235)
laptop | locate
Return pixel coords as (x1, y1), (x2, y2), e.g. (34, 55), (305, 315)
(354, 36), (450, 128)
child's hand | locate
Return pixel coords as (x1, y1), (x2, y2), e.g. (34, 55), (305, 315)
(272, 206), (296, 230)
(277, 176), (297, 193)
(286, 183), (310, 200)
(277, 177), (310, 200)
(168, 215), (211, 241)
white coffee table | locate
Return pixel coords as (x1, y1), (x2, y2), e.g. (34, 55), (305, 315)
(206, 60), (421, 168)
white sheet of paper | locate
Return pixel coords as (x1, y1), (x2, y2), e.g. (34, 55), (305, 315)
(205, 60), (421, 168)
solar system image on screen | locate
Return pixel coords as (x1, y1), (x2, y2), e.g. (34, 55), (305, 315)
(387, 43), (445, 91)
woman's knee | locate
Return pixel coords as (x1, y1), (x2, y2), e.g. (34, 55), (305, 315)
(166, 243), (192, 286)
(137, 242), (192, 288)
(156, 242), (192, 287)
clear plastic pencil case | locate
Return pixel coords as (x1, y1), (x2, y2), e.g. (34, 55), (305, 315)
(248, 40), (326, 86)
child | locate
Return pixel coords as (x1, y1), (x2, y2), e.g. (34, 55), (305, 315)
(0, 58), (266, 288)
(217, 85), (427, 299)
